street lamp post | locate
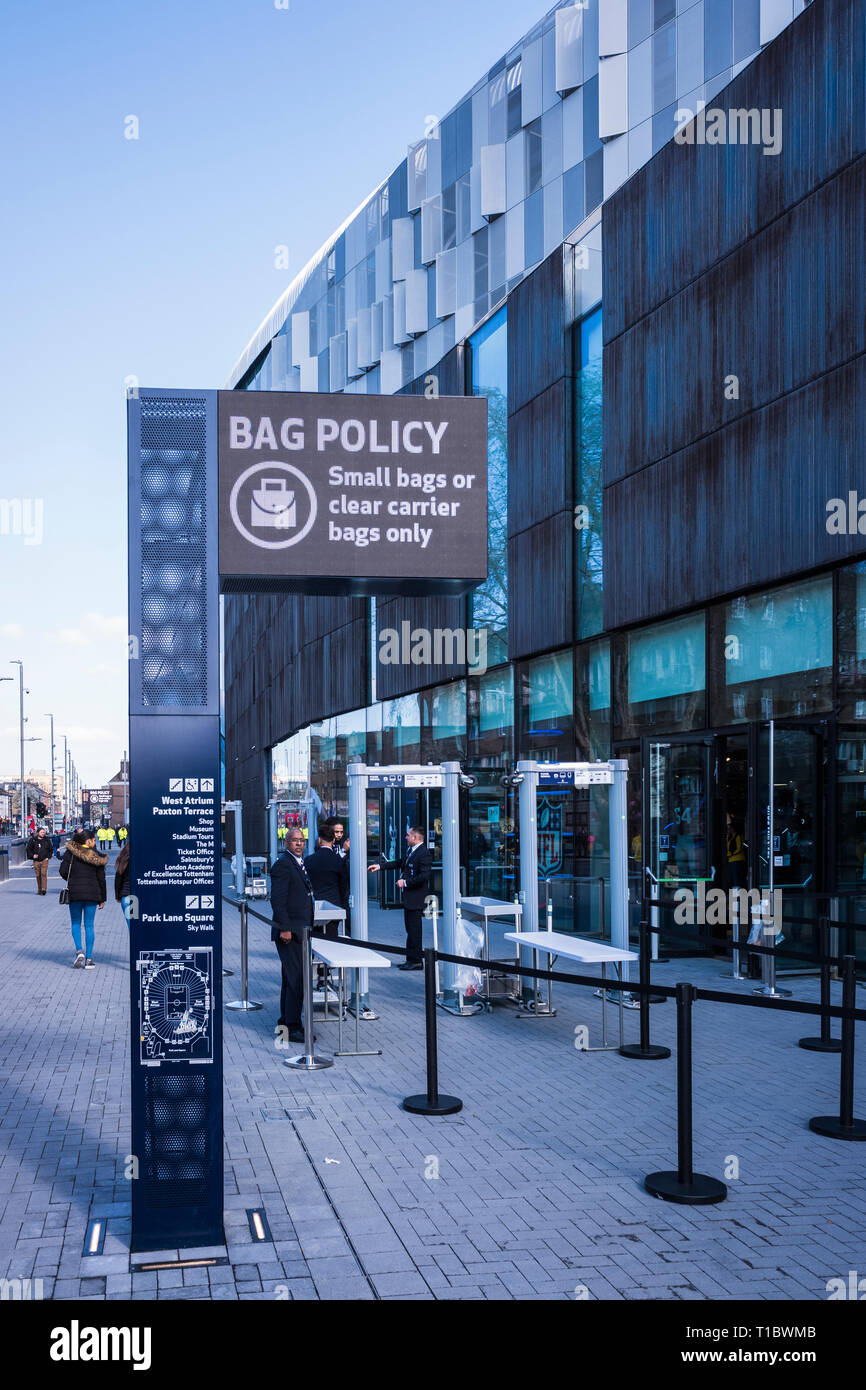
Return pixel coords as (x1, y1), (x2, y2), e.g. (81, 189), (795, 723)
(0, 677), (12, 831)
(44, 713), (56, 822)
(10, 662), (25, 834)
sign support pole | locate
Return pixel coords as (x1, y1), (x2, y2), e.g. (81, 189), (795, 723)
(348, 763), (370, 1010)
(441, 762), (462, 1007)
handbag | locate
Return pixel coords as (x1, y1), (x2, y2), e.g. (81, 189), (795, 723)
(59, 852), (75, 906)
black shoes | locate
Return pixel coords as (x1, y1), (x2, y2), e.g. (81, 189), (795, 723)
(288, 1027), (316, 1043)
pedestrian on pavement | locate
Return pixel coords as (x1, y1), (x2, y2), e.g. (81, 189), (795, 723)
(326, 817), (348, 858)
(306, 824), (350, 933)
(59, 829), (107, 970)
(368, 825), (431, 970)
(26, 826), (53, 896)
(269, 827), (316, 1043)
(114, 835), (133, 927)
(106, 826), (116, 854)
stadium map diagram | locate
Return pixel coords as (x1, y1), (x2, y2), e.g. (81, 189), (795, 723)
(137, 948), (214, 1065)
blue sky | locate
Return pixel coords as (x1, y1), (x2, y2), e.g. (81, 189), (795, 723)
(0, 0), (546, 789)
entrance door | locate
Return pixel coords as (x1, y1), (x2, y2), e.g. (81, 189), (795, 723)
(753, 722), (824, 960)
(643, 736), (714, 948)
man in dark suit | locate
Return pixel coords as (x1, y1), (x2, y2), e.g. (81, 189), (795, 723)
(305, 823), (349, 923)
(368, 825), (431, 970)
(270, 827), (315, 1043)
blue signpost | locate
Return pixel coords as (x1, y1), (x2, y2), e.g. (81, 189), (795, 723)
(127, 391), (223, 1252)
(127, 386), (488, 1253)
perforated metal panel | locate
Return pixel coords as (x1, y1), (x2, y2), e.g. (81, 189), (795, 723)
(137, 396), (209, 707)
(128, 391), (218, 716)
(143, 1074), (212, 1208)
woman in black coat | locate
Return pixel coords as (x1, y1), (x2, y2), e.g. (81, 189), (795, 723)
(59, 830), (108, 970)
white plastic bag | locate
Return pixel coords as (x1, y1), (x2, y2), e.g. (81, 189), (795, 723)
(454, 912), (484, 998)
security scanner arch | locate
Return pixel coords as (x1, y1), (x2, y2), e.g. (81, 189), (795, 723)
(512, 760), (631, 1008)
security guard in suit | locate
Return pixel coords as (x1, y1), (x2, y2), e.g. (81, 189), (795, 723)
(269, 827), (316, 1042)
(368, 825), (431, 970)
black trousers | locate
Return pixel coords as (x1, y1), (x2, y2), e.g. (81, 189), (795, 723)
(274, 933), (303, 1027)
(404, 906), (423, 965)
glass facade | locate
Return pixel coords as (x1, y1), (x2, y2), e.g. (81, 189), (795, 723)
(575, 305), (603, 639)
(245, 0), (843, 944)
(228, 0), (789, 402)
(469, 307), (508, 667)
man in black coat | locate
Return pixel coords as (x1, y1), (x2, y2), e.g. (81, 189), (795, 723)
(269, 827), (316, 1042)
(368, 825), (431, 970)
(305, 824), (350, 934)
(26, 826), (54, 895)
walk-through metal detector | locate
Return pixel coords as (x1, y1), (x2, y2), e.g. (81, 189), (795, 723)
(267, 796), (317, 865)
(515, 760), (630, 1008)
(348, 760), (472, 1011)
(223, 800), (245, 897)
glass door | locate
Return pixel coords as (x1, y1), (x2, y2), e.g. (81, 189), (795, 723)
(643, 736), (714, 950)
(753, 722), (824, 962)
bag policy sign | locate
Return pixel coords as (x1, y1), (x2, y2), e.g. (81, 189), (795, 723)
(218, 390), (488, 595)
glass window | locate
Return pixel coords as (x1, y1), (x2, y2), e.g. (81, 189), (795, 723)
(382, 695), (420, 763)
(652, 22), (677, 114)
(563, 161), (584, 236)
(469, 306), (508, 668)
(584, 149), (603, 213)
(575, 306), (603, 640)
(837, 732), (866, 890)
(576, 639), (611, 760)
(422, 681), (467, 759)
(518, 650), (575, 759)
(583, 75), (600, 157)
(704, 0), (732, 79)
(839, 562), (866, 721)
(733, 0), (760, 64)
(615, 612), (706, 738)
(524, 188), (544, 267)
(654, 0), (676, 27)
(710, 576), (834, 723)
(525, 117), (543, 195)
(507, 61), (523, 137)
(469, 667), (515, 752)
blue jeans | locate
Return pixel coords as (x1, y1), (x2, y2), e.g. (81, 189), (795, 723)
(69, 902), (98, 958)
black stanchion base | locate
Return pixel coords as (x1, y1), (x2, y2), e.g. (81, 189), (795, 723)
(402, 1093), (463, 1116)
(798, 1036), (842, 1053)
(618, 1043), (671, 1060)
(644, 1171), (727, 1205)
(808, 1115), (866, 1141)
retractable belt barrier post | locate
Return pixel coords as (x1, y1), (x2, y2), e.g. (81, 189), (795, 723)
(619, 921), (671, 1061)
(809, 956), (866, 1140)
(225, 899), (262, 1012)
(402, 949), (462, 1116)
(285, 924), (334, 1072)
(799, 917), (842, 1053)
(645, 983), (728, 1206)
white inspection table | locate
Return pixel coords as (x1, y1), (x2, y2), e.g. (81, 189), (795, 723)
(311, 936), (390, 1057)
(504, 931), (638, 1051)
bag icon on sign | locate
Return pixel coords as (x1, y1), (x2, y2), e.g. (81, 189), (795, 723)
(251, 478), (296, 530)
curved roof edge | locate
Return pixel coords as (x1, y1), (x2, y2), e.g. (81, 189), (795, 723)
(224, 179), (388, 388)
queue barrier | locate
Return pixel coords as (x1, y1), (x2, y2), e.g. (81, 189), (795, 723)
(222, 894), (866, 1204)
(322, 929), (866, 1205)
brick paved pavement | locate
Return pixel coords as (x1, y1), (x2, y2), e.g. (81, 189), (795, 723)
(1, 855), (864, 1301)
